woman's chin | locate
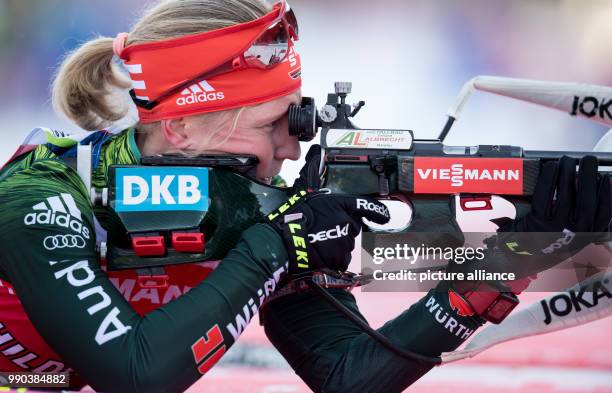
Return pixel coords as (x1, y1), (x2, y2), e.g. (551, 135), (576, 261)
(258, 176), (272, 184)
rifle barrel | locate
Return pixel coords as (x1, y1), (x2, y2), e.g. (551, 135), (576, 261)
(523, 150), (612, 165)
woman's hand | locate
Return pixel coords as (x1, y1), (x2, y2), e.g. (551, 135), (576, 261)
(265, 190), (390, 274)
(463, 155), (612, 280)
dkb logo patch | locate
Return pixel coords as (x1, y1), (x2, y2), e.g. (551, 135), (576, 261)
(115, 167), (209, 212)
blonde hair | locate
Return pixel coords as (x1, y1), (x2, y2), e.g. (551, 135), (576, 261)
(200, 106), (247, 151)
(51, 0), (270, 131)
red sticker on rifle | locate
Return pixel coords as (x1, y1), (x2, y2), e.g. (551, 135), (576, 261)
(413, 157), (523, 194)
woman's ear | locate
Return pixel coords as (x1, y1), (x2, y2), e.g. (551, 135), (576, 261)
(160, 118), (191, 150)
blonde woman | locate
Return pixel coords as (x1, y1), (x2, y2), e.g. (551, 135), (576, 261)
(0, 1), (608, 392)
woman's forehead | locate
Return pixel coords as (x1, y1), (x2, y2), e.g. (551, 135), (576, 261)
(246, 91), (301, 119)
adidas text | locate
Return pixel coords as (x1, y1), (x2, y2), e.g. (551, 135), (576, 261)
(176, 80), (225, 106)
(24, 212), (90, 239)
(24, 194), (90, 239)
(177, 92), (225, 106)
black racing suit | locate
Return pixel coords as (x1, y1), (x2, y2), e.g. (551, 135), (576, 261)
(0, 128), (481, 392)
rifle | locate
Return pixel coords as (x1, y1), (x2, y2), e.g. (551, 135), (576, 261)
(273, 77), (612, 364)
(287, 77), (612, 236)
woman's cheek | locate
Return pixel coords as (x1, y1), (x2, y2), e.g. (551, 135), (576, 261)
(252, 149), (271, 176)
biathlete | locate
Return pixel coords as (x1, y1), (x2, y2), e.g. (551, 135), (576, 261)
(0, 1), (609, 392)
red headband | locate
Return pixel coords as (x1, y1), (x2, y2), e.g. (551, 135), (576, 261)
(116, 4), (301, 123)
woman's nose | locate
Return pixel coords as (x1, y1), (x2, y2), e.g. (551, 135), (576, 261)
(275, 130), (301, 161)
(275, 133), (301, 161)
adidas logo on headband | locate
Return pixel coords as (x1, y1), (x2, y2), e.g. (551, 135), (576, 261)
(176, 80), (225, 106)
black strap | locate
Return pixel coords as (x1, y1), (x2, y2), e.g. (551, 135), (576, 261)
(304, 277), (442, 365)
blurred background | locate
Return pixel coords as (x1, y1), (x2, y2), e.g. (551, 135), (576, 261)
(1, 0), (611, 392)
(2, 0), (612, 171)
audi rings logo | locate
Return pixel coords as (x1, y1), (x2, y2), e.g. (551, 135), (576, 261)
(43, 234), (86, 250)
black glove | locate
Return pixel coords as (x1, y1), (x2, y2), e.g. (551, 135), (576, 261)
(266, 190), (390, 274)
(292, 144), (324, 192)
(444, 156), (610, 323)
(487, 155), (611, 278)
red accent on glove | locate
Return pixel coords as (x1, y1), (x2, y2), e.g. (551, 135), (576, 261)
(448, 289), (475, 317)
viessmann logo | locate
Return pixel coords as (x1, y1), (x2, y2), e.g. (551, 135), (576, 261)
(24, 193), (90, 239)
(176, 80), (225, 106)
(413, 157), (524, 195)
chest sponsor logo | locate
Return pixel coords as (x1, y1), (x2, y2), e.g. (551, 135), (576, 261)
(115, 167), (209, 212)
(43, 234), (86, 250)
(109, 277), (192, 305)
(414, 157), (523, 195)
(24, 193), (90, 239)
